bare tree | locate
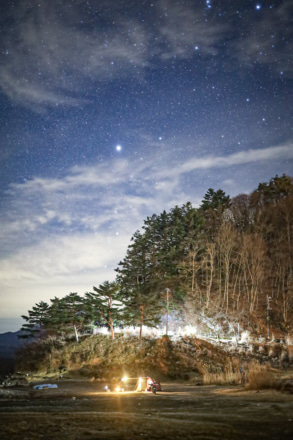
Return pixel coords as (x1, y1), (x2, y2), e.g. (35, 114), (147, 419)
(240, 233), (266, 314)
(215, 223), (238, 313)
(202, 242), (216, 308)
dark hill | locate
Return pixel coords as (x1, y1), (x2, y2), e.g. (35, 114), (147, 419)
(0, 330), (27, 375)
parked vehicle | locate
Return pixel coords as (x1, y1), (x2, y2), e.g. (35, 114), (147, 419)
(106, 375), (162, 393)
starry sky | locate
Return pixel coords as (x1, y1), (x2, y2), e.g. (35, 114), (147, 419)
(0, 0), (292, 333)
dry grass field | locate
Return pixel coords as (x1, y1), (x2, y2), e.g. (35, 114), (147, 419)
(1, 380), (293, 440)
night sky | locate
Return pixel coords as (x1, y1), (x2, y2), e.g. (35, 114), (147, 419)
(0, 0), (292, 333)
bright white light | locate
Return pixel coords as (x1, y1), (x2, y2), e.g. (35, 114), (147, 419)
(116, 145), (122, 151)
(255, 4), (261, 10)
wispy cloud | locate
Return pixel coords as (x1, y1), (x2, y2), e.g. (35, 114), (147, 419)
(0, 141), (292, 319)
(2, 142), (292, 236)
(0, 233), (126, 285)
(231, 2), (293, 77)
(0, 232), (128, 320)
(2, 0), (289, 110)
(0, 1), (148, 108)
(156, 0), (229, 59)
(1, 141), (291, 253)
(170, 144), (293, 177)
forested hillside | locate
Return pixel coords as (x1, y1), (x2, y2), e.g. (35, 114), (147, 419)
(20, 174), (293, 342)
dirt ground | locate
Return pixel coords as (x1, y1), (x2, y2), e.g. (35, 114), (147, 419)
(1, 380), (293, 440)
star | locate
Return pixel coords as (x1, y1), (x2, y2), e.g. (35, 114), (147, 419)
(0, 0), (292, 335)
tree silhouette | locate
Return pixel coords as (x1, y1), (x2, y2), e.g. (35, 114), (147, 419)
(19, 301), (50, 339)
(85, 281), (122, 340)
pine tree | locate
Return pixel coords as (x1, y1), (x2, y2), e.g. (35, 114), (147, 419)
(49, 293), (85, 340)
(200, 188), (231, 211)
(199, 188), (231, 240)
(143, 203), (203, 305)
(85, 281), (122, 339)
(116, 230), (161, 347)
(177, 204), (205, 307)
(19, 301), (50, 339)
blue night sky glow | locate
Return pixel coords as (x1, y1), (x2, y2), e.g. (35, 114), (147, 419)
(0, 0), (292, 332)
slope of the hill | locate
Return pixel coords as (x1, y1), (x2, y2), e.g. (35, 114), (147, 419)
(14, 333), (292, 383)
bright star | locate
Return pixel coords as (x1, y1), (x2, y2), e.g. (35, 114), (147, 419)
(116, 145), (122, 151)
(255, 4), (261, 10)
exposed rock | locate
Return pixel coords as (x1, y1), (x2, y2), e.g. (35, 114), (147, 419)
(280, 380), (293, 394)
(1, 374), (29, 388)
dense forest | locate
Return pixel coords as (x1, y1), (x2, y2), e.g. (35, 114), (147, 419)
(20, 174), (293, 342)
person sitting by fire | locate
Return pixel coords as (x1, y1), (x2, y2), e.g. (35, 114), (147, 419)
(147, 376), (154, 390)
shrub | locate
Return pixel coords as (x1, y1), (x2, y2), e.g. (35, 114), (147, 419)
(203, 360), (281, 389)
(203, 370), (242, 385)
(203, 360), (243, 385)
(245, 363), (280, 390)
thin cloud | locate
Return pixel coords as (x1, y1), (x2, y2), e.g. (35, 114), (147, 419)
(0, 233), (127, 284)
(0, 1), (148, 108)
(0, 232), (128, 317)
(0, 140), (292, 319)
(157, 0), (229, 59)
(231, 2), (293, 77)
(168, 144), (293, 177)
(4, 0), (284, 110)
(2, 143), (291, 249)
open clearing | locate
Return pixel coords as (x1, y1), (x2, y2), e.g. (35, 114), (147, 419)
(1, 381), (293, 439)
